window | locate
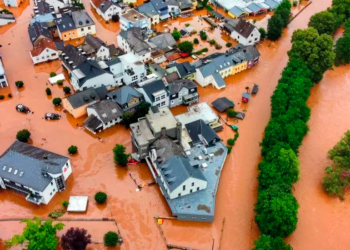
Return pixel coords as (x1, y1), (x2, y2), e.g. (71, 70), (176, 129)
(190, 189), (192, 193)
(179, 92), (182, 96)
(197, 187), (200, 191)
(53, 189), (56, 192)
(140, 73), (145, 78)
(155, 97), (160, 101)
(156, 103), (160, 107)
(88, 27), (91, 30)
(50, 192), (52, 196)
(64, 34), (66, 37)
(192, 182), (194, 186)
(161, 101), (165, 106)
(46, 49), (49, 52)
(161, 95), (165, 99)
(255, 38), (258, 41)
(178, 193), (181, 197)
(81, 28), (84, 31)
(51, 182), (53, 186)
(172, 94), (176, 97)
(171, 100), (174, 104)
(51, 53), (56, 56)
(183, 185), (186, 191)
(251, 33), (253, 37)
(132, 75), (138, 81)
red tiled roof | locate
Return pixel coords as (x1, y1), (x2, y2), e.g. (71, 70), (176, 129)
(30, 38), (57, 57)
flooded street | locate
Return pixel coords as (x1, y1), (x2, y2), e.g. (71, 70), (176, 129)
(0, 0), (347, 249)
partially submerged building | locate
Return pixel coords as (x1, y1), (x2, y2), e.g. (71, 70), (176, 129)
(120, 9), (150, 31)
(90, 0), (124, 21)
(0, 14), (15, 26)
(223, 18), (260, 46)
(167, 79), (198, 108)
(0, 54), (9, 88)
(106, 85), (144, 113)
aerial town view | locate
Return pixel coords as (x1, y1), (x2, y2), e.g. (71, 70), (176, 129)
(0, 0), (350, 248)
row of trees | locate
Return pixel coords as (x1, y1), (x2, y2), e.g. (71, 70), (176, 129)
(253, 24), (335, 250)
(267, 0), (292, 41)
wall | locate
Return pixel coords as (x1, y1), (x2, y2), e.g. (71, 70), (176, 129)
(41, 179), (59, 204)
(59, 29), (79, 41)
(169, 177), (207, 199)
(62, 98), (90, 118)
(0, 18), (15, 26)
(193, 68), (206, 87)
(4, 0), (19, 7)
(77, 25), (96, 38)
(61, 160), (72, 180)
(76, 73), (115, 91)
(30, 48), (59, 65)
(96, 45), (110, 60)
(87, 107), (122, 131)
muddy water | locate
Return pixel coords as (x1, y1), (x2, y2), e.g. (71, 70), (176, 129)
(0, 0), (339, 249)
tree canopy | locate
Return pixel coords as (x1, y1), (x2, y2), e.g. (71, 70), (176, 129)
(178, 41), (194, 54)
(267, 14), (284, 41)
(252, 234), (293, 250)
(308, 11), (336, 35)
(172, 30), (181, 41)
(113, 144), (129, 166)
(16, 129), (31, 142)
(61, 227), (91, 250)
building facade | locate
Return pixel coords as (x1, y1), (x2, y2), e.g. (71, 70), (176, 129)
(0, 55), (9, 88)
(29, 38), (59, 64)
(120, 9), (150, 31)
(0, 14), (15, 26)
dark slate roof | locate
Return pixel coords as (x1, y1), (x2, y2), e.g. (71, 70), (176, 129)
(150, 0), (168, 11)
(0, 13), (15, 20)
(95, 85), (108, 100)
(167, 79), (196, 95)
(99, 0), (114, 13)
(107, 85), (143, 105)
(87, 99), (123, 123)
(0, 141), (69, 191)
(119, 27), (151, 54)
(149, 33), (177, 51)
(166, 62), (195, 78)
(185, 119), (220, 145)
(107, 44), (119, 56)
(209, 10), (224, 20)
(137, 1), (158, 17)
(84, 114), (103, 130)
(54, 41), (65, 51)
(84, 33), (105, 51)
(211, 97), (234, 112)
(140, 80), (166, 102)
(28, 22), (52, 44)
(75, 60), (111, 87)
(150, 63), (167, 77)
(232, 19), (256, 38)
(72, 11), (95, 28)
(223, 18), (240, 32)
(56, 13), (76, 32)
(60, 44), (87, 69)
(36, 0), (54, 15)
(66, 87), (102, 108)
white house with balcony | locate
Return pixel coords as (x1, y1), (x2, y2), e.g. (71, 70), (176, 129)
(137, 80), (169, 108)
(120, 9), (150, 31)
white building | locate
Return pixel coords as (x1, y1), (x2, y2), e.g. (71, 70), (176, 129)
(118, 52), (147, 85)
(0, 14), (15, 26)
(0, 141), (72, 205)
(137, 80), (169, 108)
(29, 38), (59, 64)
(136, 1), (160, 25)
(120, 9), (150, 31)
(4, 0), (22, 7)
(223, 18), (261, 45)
(90, 0), (123, 21)
(0, 54), (9, 88)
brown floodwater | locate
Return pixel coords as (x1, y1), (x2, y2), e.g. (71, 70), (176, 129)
(0, 0), (343, 249)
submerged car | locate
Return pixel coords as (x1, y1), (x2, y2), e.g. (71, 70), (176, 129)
(16, 104), (31, 113)
(44, 113), (61, 120)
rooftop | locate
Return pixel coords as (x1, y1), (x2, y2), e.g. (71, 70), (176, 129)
(87, 99), (123, 123)
(30, 38), (57, 57)
(66, 86), (107, 108)
(121, 9), (147, 22)
(107, 85), (143, 106)
(146, 106), (178, 134)
(175, 102), (219, 127)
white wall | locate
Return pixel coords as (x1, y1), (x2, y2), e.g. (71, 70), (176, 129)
(77, 25), (96, 38)
(231, 27), (260, 45)
(45, 0), (66, 12)
(152, 90), (169, 107)
(71, 72), (115, 91)
(194, 68), (206, 87)
(96, 45), (110, 60)
(41, 179), (59, 204)
(62, 160), (72, 180)
(30, 47), (59, 65)
(4, 0), (19, 7)
(169, 177), (207, 199)
(0, 18), (15, 26)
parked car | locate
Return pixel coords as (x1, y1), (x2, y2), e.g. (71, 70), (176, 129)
(44, 113), (61, 120)
(16, 104), (31, 113)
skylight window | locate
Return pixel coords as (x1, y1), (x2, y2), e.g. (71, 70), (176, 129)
(14, 170), (18, 175)
(8, 167), (12, 173)
(19, 172), (24, 177)
(2, 166), (6, 171)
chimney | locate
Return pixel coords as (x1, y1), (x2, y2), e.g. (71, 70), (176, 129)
(176, 122), (182, 145)
(161, 127), (166, 136)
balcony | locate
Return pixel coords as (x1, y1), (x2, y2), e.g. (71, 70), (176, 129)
(26, 194), (43, 205)
(183, 93), (199, 105)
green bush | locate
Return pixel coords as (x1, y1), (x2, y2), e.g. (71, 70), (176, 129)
(63, 86), (71, 94)
(95, 192), (107, 204)
(103, 231), (119, 247)
(200, 31), (207, 40)
(227, 138), (235, 146)
(252, 235), (292, 250)
(50, 72), (56, 77)
(178, 41), (194, 54)
(15, 81), (24, 88)
(53, 97), (62, 106)
(8, 93), (12, 98)
(308, 10), (336, 35)
(16, 129), (31, 142)
(267, 0), (292, 41)
(209, 39), (216, 45)
(259, 27), (267, 40)
(226, 42), (232, 47)
(113, 144), (129, 166)
(62, 201), (69, 208)
(46, 88), (52, 95)
(172, 30), (181, 41)
(0, 95), (4, 100)
(57, 80), (64, 86)
(185, 23), (190, 27)
(68, 145), (78, 155)
(196, 4), (204, 10)
(227, 146), (232, 154)
(193, 38), (199, 44)
(227, 109), (237, 118)
(293, 0), (298, 6)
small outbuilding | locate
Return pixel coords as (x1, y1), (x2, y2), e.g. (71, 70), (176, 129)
(67, 196), (89, 212)
(211, 97), (235, 112)
(242, 92), (251, 103)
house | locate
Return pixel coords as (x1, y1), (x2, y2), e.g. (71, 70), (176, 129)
(4, 0), (23, 7)
(120, 9), (150, 31)
(90, 0), (123, 21)
(193, 45), (260, 89)
(0, 14), (15, 26)
(130, 106), (182, 160)
(118, 52), (147, 85)
(185, 119), (221, 147)
(168, 79), (198, 108)
(80, 34), (118, 60)
(59, 44), (87, 72)
(39, 0), (71, 12)
(107, 85), (144, 113)
(28, 21), (53, 46)
(0, 55), (9, 88)
(150, 0), (170, 21)
(62, 86), (107, 118)
(136, 2), (159, 25)
(84, 99), (123, 134)
(34, 0), (55, 15)
(166, 61), (195, 79)
(56, 11), (96, 41)
(166, 0), (180, 17)
(177, 0), (194, 13)
(149, 32), (177, 53)
(211, 97), (234, 112)
(137, 80), (169, 108)
(29, 38), (60, 64)
(0, 141), (72, 205)
(175, 102), (224, 131)
(223, 18), (260, 45)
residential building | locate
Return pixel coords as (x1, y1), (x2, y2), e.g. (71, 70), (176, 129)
(0, 141), (72, 205)
(118, 52), (147, 85)
(136, 2), (159, 25)
(120, 9), (150, 31)
(137, 80), (169, 108)
(39, 0), (73, 12)
(107, 85), (144, 113)
(0, 14), (15, 26)
(150, 0), (170, 21)
(34, 0), (55, 15)
(148, 32), (177, 54)
(166, 0), (180, 17)
(166, 61), (195, 79)
(223, 18), (260, 45)
(168, 79), (198, 108)
(193, 45), (260, 89)
(130, 106), (182, 160)
(177, 0), (194, 13)
(56, 11), (96, 41)
(62, 86), (107, 118)
(0, 55), (9, 88)
(90, 0), (124, 21)
(59, 44), (87, 72)
(4, 0), (23, 7)
(84, 99), (123, 134)
(28, 21), (53, 46)
(80, 34), (119, 60)
(175, 102), (224, 131)
(29, 38), (60, 64)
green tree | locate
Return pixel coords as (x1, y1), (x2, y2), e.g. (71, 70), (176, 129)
(134, 102), (151, 118)
(276, 8), (291, 27)
(227, 109), (237, 118)
(200, 30), (207, 40)
(335, 35), (350, 65)
(95, 192), (107, 204)
(63, 86), (71, 94)
(308, 11), (336, 35)
(46, 88), (52, 95)
(193, 38), (199, 44)
(172, 30), (181, 41)
(122, 111), (133, 128)
(267, 14), (284, 41)
(53, 97), (62, 106)
(50, 72), (57, 77)
(259, 27), (267, 40)
(68, 145), (78, 154)
(252, 234), (293, 250)
(15, 81), (24, 88)
(5, 217), (64, 250)
(16, 129), (31, 142)
(255, 184), (299, 238)
(178, 41), (194, 54)
(103, 231), (119, 247)
(113, 144), (129, 166)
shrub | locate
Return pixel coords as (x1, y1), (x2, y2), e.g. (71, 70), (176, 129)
(95, 192), (107, 204)
(227, 109), (237, 118)
(215, 43), (222, 49)
(293, 0), (298, 6)
(0, 95), (4, 100)
(15, 81), (24, 88)
(190, 30), (197, 35)
(50, 72), (56, 77)
(226, 42), (232, 47)
(259, 27), (267, 40)
(46, 88), (52, 95)
(196, 4), (204, 10)
(253, 19), (257, 24)
(61, 228), (91, 250)
(227, 139), (235, 146)
(57, 80), (64, 86)
(0, 9), (12, 14)
(49, 209), (65, 219)
(178, 41), (194, 54)
(16, 129), (31, 142)
(63, 86), (71, 94)
(68, 145), (78, 155)
(308, 10), (336, 35)
(193, 38), (199, 44)
(200, 31), (207, 40)
(227, 146), (232, 154)
(53, 97), (62, 106)
(103, 231), (119, 247)
(209, 39), (216, 45)
(8, 93), (12, 98)
(62, 201), (69, 208)
(252, 235), (292, 250)
(128, 2), (134, 7)
(113, 144), (129, 166)
(172, 29), (181, 41)
(185, 23), (190, 27)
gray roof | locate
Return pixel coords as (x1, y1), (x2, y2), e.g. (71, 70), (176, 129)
(167, 79), (196, 95)
(56, 13), (76, 32)
(231, 19), (256, 38)
(75, 60), (112, 87)
(72, 11), (94, 28)
(0, 141), (69, 192)
(99, 0), (114, 13)
(60, 44), (87, 69)
(54, 41), (65, 51)
(166, 62), (195, 78)
(84, 34), (105, 51)
(140, 80), (166, 102)
(247, 2), (265, 12)
(185, 119), (220, 145)
(149, 33), (177, 51)
(264, 0), (279, 9)
(150, 0), (168, 11)
(28, 22), (52, 44)
(211, 97), (234, 112)
(137, 1), (158, 17)
(66, 87), (106, 108)
(223, 18), (240, 32)
(119, 27), (151, 54)
(150, 63), (167, 77)
(84, 114), (103, 131)
(229, 6), (245, 16)
(95, 85), (108, 99)
(107, 85), (143, 106)
(0, 13), (15, 20)
(37, 0), (54, 15)
(87, 99), (123, 123)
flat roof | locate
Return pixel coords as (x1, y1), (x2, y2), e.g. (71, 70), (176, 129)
(67, 196), (89, 212)
(122, 9), (147, 22)
(146, 107), (178, 134)
(175, 102), (219, 127)
(130, 119), (155, 146)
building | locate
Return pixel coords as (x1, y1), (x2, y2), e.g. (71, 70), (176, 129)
(0, 141), (72, 205)
(90, 0), (124, 21)
(56, 11), (96, 41)
(120, 9), (150, 31)
(38, 0), (73, 12)
(29, 38), (60, 64)
(0, 14), (15, 26)
(118, 52), (147, 85)
(175, 102), (224, 131)
(130, 106), (182, 160)
(59, 44), (87, 72)
(137, 80), (169, 108)
(62, 86), (107, 118)
(136, 2), (159, 25)
(148, 32), (177, 53)
(106, 85), (144, 113)
(80, 34), (118, 60)
(149, 0), (170, 21)
(84, 99), (123, 134)
(4, 0), (23, 7)
(166, 0), (180, 17)
(168, 79), (198, 108)
(223, 18), (260, 45)
(166, 61), (195, 79)
(28, 21), (53, 46)
(0, 55), (9, 88)
(34, 0), (55, 15)
(193, 45), (260, 89)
